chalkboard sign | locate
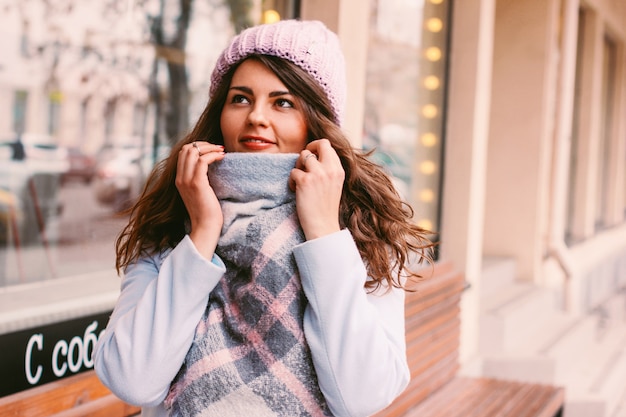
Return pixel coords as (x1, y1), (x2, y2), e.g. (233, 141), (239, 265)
(0, 311), (111, 397)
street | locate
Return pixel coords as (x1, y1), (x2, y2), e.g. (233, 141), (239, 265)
(1, 181), (127, 286)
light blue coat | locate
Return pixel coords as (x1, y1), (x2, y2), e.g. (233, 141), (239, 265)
(94, 230), (409, 417)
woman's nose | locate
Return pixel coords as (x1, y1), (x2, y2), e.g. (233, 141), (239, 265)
(247, 104), (269, 126)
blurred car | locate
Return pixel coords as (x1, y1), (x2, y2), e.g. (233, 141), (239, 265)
(93, 145), (145, 212)
(0, 132), (67, 245)
(61, 147), (96, 184)
(0, 133), (69, 172)
(92, 141), (172, 213)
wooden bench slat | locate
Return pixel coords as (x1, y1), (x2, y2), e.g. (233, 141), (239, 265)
(405, 262), (456, 294)
(507, 382), (565, 417)
(405, 266), (464, 300)
(403, 377), (475, 416)
(405, 297), (460, 335)
(408, 347), (458, 389)
(403, 377), (564, 417)
(407, 320), (458, 378)
(0, 371), (139, 417)
(404, 277), (465, 316)
(374, 350), (458, 417)
(0, 372), (110, 417)
(441, 378), (497, 416)
(406, 307), (459, 347)
(48, 394), (140, 417)
(534, 388), (565, 417)
(404, 284), (462, 315)
(480, 380), (564, 417)
(375, 349), (459, 417)
(468, 379), (535, 417)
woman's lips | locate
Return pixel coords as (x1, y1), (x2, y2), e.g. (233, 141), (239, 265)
(239, 136), (275, 151)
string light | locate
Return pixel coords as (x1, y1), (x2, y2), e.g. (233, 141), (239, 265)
(425, 47), (442, 61)
(421, 133), (438, 147)
(422, 104), (438, 119)
(426, 18), (443, 33)
(419, 189), (435, 202)
(417, 219), (434, 231)
(420, 160), (437, 175)
(262, 9), (280, 24)
(423, 75), (440, 90)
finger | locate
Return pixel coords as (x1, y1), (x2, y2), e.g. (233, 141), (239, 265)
(194, 141), (225, 156)
(288, 173), (297, 192)
(297, 150), (318, 170)
(177, 145), (195, 182)
(306, 139), (339, 164)
(178, 142), (223, 173)
(289, 168), (305, 191)
(197, 150), (226, 176)
(307, 140), (342, 172)
(304, 139), (328, 155)
(192, 141), (202, 156)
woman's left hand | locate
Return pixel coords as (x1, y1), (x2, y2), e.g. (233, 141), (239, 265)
(290, 139), (345, 241)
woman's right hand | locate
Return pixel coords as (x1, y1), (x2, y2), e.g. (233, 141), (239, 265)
(175, 141), (226, 259)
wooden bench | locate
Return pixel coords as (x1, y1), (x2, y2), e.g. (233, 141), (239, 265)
(374, 261), (565, 417)
(0, 371), (139, 417)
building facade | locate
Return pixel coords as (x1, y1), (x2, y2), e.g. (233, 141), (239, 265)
(1, 0), (625, 415)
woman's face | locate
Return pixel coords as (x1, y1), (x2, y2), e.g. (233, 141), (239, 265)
(220, 59), (308, 153)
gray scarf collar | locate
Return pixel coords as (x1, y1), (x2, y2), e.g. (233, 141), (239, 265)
(166, 153), (331, 417)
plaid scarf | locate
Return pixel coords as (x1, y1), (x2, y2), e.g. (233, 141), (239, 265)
(165, 153), (331, 417)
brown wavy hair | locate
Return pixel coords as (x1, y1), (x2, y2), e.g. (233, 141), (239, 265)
(116, 54), (435, 290)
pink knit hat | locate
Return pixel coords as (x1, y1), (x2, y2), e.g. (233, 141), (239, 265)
(210, 19), (347, 125)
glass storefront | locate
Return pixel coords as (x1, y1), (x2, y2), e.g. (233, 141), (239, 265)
(0, 0), (451, 395)
(363, 0), (450, 237)
(0, 0), (298, 395)
(0, 0), (298, 287)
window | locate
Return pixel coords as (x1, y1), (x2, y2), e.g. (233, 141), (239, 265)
(363, 0), (450, 239)
(13, 90), (28, 134)
(103, 99), (116, 143)
(566, 7), (624, 244)
(133, 103), (147, 138)
(565, 7), (586, 245)
(19, 21), (29, 57)
(0, 0), (300, 396)
(47, 91), (62, 136)
(79, 99), (88, 142)
(595, 36), (617, 230)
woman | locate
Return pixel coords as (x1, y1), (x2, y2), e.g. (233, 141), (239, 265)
(94, 19), (434, 417)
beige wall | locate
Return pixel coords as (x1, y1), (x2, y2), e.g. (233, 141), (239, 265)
(442, 0), (496, 362)
(483, 0), (561, 282)
(301, 0), (369, 146)
(481, 0), (626, 313)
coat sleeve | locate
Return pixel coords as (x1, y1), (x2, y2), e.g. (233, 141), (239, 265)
(293, 229), (410, 417)
(93, 236), (225, 407)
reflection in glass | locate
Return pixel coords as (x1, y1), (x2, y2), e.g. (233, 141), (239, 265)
(364, 0), (450, 243)
(0, 0), (298, 288)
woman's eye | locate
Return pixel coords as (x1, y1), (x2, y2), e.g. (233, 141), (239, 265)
(231, 94), (250, 104)
(276, 98), (294, 108)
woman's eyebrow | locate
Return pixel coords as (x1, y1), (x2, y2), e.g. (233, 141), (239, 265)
(269, 90), (291, 97)
(229, 86), (291, 97)
(229, 86), (252, 94)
